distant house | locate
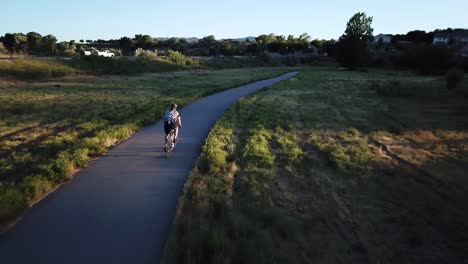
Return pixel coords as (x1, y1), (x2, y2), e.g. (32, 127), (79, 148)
(453, 30), (468, 46)
(433, 33), (450, 44)
(433, 30), (468, 46)
(373, 34), (392, 44)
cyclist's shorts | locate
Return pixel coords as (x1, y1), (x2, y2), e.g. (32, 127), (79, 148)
(164, 122), (177, 134)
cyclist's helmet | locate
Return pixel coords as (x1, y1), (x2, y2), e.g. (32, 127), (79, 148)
(170, 103), (178, 110)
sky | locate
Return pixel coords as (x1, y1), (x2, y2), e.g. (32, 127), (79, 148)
(1, 0), (467, 41)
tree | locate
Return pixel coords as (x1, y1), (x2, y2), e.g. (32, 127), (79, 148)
(2, 33), (18, 58)
(220, 40), (235, 56)
(41, 35), (57, 55)
(14, 33), (28, 55)
(322, 40), (337, 57)
(133, 34), (153, 50)
(337, 12), (373, 69)
(311, 39), (324, 49)
(166, 37), (186, 51)
(256, 34), (276, 45)
(198, 35), (218, 55)
(199, 35), (217, 48)
(299, 33), (311, 43)
(27, 32), (42, 54)
(57, 41), (68, 55)
(119, 37), (134, 55)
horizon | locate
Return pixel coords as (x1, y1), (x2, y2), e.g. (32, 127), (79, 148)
(1, 0), (467, 42)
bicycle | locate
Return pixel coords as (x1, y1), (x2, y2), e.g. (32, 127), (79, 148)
(165, 129), (176, 158)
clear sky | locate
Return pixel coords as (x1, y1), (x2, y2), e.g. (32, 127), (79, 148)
(1, 0), (467, 41)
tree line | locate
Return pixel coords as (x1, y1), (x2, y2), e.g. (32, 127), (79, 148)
(334, 12), (467, 74)
(0, 32), (322, 58)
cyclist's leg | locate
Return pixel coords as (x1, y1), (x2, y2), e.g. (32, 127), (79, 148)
(170, 121), (177, 143)
(174, 127), (179, 142)
(164, 123), (171, 151)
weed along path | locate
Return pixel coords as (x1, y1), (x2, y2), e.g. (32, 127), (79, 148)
(0, 71), (298, 264)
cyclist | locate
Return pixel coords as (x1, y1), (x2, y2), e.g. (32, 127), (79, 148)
(164, 103), (182, 152)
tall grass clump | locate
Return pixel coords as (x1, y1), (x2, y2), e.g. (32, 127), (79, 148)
(241, 128), (275, 169)
(135, 48), (158, 59)
(275, 128), (303, 165)
(309, 128), (375, 173)
(167, 50), (198, 66)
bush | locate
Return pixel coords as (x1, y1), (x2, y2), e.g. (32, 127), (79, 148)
(375, 80), (447, 97)
(400, 45), (456, 75)
(167, 50), (197, 66)
(0, 43), (8, 55)
(446, 68), (465, 90)
(337, 38), (370, 69)
(135, 48), (158, 59)
(0, 188), (26, 221)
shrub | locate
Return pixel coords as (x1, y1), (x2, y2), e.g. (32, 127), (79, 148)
(22, 176), (53, 202)
(400, 45), (456, 75)
(0, 188), (26, 221)
(337, 38), (370, 69)
(167, 50), (197, 66)
(0, 43), (8, 54)
(446, 68), (465, 90)
(135, 48), (158, 59)
(375, 80), (446, 97)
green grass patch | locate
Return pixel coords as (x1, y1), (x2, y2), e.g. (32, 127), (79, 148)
(0, 60), (79, 79)
(164, 66), (468, 263)
(0, 67), (290, 227)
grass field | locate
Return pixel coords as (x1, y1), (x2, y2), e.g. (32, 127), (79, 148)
(0, 57), (187, 79)
(163, 67), (468, 263)
(0, 67), (292, 230)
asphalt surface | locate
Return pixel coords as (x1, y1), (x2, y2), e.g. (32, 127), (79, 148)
(0, 71), (298, 264)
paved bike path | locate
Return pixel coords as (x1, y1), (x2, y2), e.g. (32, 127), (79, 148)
(0, 72), (298, 264)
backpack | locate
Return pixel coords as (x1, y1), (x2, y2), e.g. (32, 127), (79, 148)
(164, 111), (174, 124)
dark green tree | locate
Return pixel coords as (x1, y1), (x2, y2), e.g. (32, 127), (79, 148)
(133, 34), (153, 49)
(166, 37), (186, 51)
(15, 33), (28, 55)
(198, 35), (218, 55)
(337, 12), (374, 69)
(3, 33), (18, 58)
(311, 39), (325, 49)
(26, 32), (42, 54)
(118, 37), (134, 55)
(57, 41), (68, 55)
(41, 35), (57, 55)
(199, 35), (217, 48)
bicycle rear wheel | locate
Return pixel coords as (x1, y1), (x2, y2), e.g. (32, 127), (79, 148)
(166, 130), (175, 158)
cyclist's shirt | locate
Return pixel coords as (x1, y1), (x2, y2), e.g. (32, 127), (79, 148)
(164, 110), (180, 125)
